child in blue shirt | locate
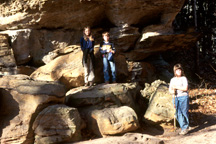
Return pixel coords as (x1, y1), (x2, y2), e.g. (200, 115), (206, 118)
(80, 26), (95, 86)
(99, 32), (116, 84)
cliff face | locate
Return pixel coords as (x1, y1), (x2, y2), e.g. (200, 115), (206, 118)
(0, 0), (184, 30)
(0, 1), (199, 143)
(0, 0), (197, 83)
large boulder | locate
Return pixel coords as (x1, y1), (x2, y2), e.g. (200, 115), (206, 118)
(65, 83), (142, 136)
(141, 80), (175, 124)
(0, 75), (66, 144)
(125, 25), (198, 61)
(33, 104), (84, 144)
(80, 106), (139, 137)
(65, 83), (142, 110)
(0, 29), (83, 66)
(0, 29), (32, 65)
(30, 47), (129, 88)
(30, 47), (84, 86)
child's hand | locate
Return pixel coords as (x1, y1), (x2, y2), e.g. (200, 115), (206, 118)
(173, 85), (178, 90)
(102, 45), (106, 50)
(106, 47), (111, 52)
(109, 49), (115, 53)
(89, 35), (94, 41)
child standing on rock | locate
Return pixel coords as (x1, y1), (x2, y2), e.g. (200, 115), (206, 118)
(80, 26), (95, 86)
(99, 32), (116, 84)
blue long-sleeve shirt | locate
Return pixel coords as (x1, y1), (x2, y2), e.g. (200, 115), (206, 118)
(99, 41), (116, 56)
(80, 37), (94, 52)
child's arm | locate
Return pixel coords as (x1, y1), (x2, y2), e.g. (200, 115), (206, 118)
(80, 37), (84, 51)
(111, 43), (116, 54)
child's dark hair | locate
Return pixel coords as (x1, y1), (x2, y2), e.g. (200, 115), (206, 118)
(173, 63), (185, 76)
(102, 32), (109, 37)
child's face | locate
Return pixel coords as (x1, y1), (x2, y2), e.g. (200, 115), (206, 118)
(84, 28), (90, 36)
(103, 35), (109, 42)
(175, 69), (182, 77)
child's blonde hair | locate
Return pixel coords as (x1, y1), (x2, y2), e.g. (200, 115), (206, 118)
(83, 26), (91, 41)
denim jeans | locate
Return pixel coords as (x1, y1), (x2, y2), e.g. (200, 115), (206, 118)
(103, 57), (116, 82)
(174, 95), (189, 130)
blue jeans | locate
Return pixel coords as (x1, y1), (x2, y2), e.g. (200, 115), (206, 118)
(174, 96), (189, 130)
(103, 57), (116, 82)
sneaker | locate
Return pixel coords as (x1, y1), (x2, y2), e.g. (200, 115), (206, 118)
(187, 126), (192, 130)
(179, 129), (188, 135)
(105, 81), (109, 84)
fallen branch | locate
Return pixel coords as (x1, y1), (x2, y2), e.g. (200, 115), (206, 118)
(209, 64), (216, 73)
(195, 73), (202, 80)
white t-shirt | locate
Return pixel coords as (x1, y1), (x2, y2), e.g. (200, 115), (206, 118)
(169, 76), (188, 97)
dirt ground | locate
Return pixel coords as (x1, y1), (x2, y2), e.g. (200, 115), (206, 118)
(149, 88), (216, 144)
(76, 88), (216, 144)
(158, 114), (216, 144)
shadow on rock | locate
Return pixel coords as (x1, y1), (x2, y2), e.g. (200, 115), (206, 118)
(136, 119), (165, 136)
(0, 88), (19, 138)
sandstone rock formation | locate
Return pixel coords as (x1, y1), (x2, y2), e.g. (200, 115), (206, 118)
(0, 75), (66, 144)
(81, 106), (139, 137)
(0, 29), (83, 66)
(0, 34), (16, 75)
(109, 26), (140, 52)
(141, 80), (175, 123)
(0, 0), (185, 30)
(65, 83), (141, 110)
(74, 133), (164, 144)
(0, 0), (200, 143)
(0, 0), (197, 65)
(1, 29), (32, 65)
(0, 0), (198, 87)
(30, 47), (129, 88)
(127, 61), (156, 85)
(33, 104), (84, 144)
(0, 0), (104, 30)
(65, 83), (142, 136)
(126, 25), (198, 61)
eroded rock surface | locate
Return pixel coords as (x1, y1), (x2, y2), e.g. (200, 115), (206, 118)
(0, 0), (185, 30)
(141, 80), (175, 123)
(0, 34), (16, 75)
(74, 133), (164, 144)
(0, 75), (66, 144)
(33, 104), (84, 144)
(30, 48), (129, 88)
(81, 106), (139, 137)
(65, 83), (141, 109)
